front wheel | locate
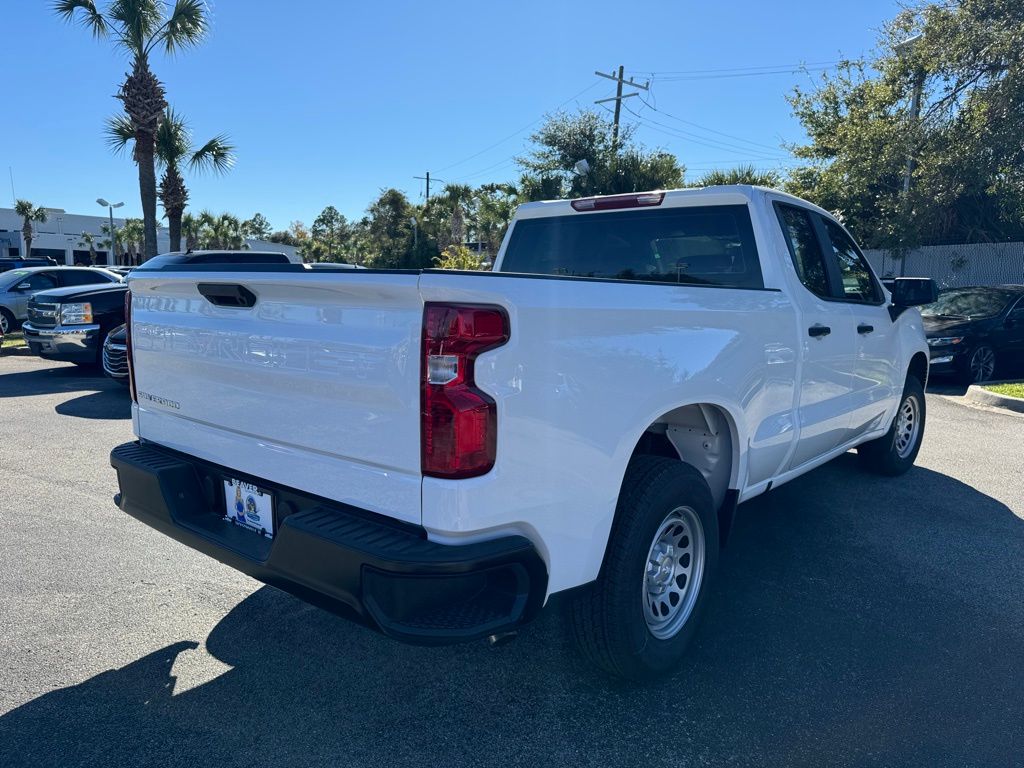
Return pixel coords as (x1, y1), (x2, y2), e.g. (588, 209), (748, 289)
(961, 344), (997, 384)
(570, 456), (719, 681)
(857, 375), (925, 476)
(0, 308), (15, 335)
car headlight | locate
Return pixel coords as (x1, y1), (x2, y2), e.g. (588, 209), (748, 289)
(60, 302), (93, 325)
(927, 336), (963, 347)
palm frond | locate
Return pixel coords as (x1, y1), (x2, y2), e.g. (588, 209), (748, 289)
(159, 0), (208, 55)
(155, 107), (191, 167)
(190, 133), (235, 175)
(109, 0), (162, 53)
(104, 113), (136, 154)
(52, 1), (107, 37)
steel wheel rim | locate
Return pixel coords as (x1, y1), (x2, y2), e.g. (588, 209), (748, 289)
(894, 394), (921, 459)
(642, 506), (705, 640)
(0, 313), (8, 334)
(970, 347), (995, 383)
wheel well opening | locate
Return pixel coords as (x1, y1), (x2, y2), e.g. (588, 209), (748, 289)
(909, 351), (928, 387)
(630, 404), (737, 513)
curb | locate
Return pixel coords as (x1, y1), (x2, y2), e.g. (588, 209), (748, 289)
(965, 384), (1024, 414)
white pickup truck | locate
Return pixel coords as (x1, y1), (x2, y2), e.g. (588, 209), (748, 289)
(110, 186), (936, 680)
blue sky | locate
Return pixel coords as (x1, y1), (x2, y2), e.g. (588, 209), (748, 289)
(4, 0), (898, 231)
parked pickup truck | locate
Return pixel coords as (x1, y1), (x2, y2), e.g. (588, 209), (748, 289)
(23, 282), (128, 366)
(110, 186), (936, 680)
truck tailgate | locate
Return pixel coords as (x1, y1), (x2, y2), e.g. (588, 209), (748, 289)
(128, 270), (424, 524)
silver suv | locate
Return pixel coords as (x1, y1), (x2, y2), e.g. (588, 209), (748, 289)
(0, 267), (121, 334)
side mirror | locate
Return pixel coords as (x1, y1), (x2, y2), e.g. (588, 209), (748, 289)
(14, 282), (31, 292)
(891, 277), (937, 308)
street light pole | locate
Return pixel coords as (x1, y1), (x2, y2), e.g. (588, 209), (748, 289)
(97, 198), (124, 266)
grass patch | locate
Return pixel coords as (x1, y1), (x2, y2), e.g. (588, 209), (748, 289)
(1, 331), (25, 349)
(984, 382), (1024, 399)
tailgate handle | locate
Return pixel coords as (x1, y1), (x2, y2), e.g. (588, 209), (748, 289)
(197, 283), (257, 308)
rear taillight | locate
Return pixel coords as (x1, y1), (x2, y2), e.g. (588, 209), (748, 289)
(570, 191), (665, 211)
(421, 303), (509, 479)
(124, 289), (137, 403)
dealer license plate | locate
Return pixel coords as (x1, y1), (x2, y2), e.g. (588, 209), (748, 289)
(223, 478), (275, 538)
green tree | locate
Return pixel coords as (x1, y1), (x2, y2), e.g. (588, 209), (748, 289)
(691, 165), (782, 188)
(119, 217), (145, 264)
(108, 106), (234, 252)
(434, 244), (488, 271)
(194, 212), (247, 250)
(310, 206), (350, 261)
(77, 231), (99, 263)
(476, 183), (519, 255)
(364, 189), (416, 269)
(56, 0), (210, 261)
(243, 213), (273, 240)
(14, 200), (47, 258)
(786, 0), (1024, 248)
(517, 110), (684, 200)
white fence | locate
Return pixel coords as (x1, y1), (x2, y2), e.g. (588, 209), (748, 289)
(863, 242), (1024, 288)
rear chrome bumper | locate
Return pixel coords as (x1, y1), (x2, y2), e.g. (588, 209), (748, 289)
(110, 441), (548, 644)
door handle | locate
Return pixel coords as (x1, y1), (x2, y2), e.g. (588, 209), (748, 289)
(808, 324), (831, 338)
(197, 283), (258, 308)
(857, 324), (874, 334)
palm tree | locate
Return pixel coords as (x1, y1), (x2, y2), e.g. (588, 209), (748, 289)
(181, 212), (201, 251)
(77, 231), (99, 264)
(107, 107), (234, 252)
(55, 0), (209, 261)
(14, 200), (48, 258)
(119, 218), (145, 264)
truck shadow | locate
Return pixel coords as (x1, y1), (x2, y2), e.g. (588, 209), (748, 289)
(0, 364), (130, 419)
(2, 456), (1022, 767)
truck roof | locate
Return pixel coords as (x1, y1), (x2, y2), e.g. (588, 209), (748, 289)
(513, 185), (830, 221)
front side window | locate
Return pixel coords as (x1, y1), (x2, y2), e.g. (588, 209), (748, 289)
(823, 219), (881, 303)
(21, 273), (58, 291)
(501, 205), (764, 289)
(775, 204), (830, 298)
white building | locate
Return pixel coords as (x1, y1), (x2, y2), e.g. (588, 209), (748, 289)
(0, 206), (300, 264)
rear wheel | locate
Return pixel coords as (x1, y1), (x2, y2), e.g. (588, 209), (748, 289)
(570, 456), (719, 681)
(858, 374), (925, 476)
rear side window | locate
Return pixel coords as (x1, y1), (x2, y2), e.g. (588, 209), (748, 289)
(775, 204), (830, 298)
(822, 219), (882, 303)
(501, 205), (764, 289)
(59, 270), (115, 287)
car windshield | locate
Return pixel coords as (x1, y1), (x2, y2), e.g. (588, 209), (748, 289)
(921, 288), (1015, 319)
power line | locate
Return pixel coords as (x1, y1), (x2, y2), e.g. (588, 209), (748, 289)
(433, 81), (602, 174)
(630, 60), (839, 76)
(634, 95), (786, 152)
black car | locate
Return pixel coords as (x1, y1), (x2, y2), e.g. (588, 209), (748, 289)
(22, 282), (128, 366)
(922, 285), (1024, 383)
(101, 323), (129, 383)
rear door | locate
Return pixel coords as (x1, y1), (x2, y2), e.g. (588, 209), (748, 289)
(774, 202), (858, 470)
(817, 217), (900, 438)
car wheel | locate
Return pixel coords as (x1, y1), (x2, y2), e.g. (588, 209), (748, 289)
(963, 345), (997, 384)
(858, 374), (926, 476)
(570, 456), (719, 681)
(0, 308), (14, 335)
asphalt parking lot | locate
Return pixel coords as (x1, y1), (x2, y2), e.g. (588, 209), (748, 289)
(1, 351), (1022, 768)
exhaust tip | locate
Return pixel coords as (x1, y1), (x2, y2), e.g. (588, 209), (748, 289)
(487, 631), (518, 647)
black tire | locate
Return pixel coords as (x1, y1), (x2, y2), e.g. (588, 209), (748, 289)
(0, 308), (15, 335)
(857, 374), (925, 476)
(570, 456), (719, 681)
(959, 344), (997, 384)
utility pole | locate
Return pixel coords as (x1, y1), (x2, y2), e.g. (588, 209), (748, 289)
(414, 171), (445, 202)
(595, 66), (649, 154)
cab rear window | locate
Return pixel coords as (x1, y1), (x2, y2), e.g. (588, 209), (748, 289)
(501, 205), (763, 289)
